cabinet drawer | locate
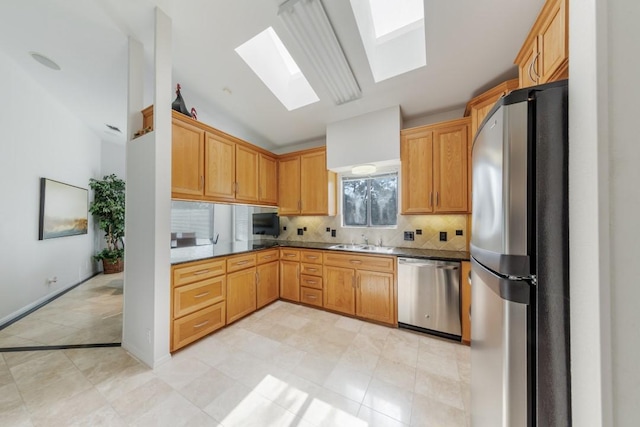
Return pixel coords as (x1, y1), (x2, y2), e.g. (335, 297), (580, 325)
(300, 274), (322, 290)
(300, 250), (322, 264)
(257, 249), (279, 265)
(323, 252), (395, 273)
(227, 253), (257, 273)
(173, 259), (226, 287)
(301, 263), (322, 277)
(280, 249), (300, 261)
(173, 275), (225, 319)
(172, 302), (225, 351)
(300, 287), (323, 307)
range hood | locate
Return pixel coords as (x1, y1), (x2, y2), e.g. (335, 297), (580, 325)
(326, 105), (401, 173)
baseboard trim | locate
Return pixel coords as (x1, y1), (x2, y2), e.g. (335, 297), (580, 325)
(0, 342), (121, 353)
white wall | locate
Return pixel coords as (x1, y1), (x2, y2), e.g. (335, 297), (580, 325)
(326, 105), (401, 172)
(0, 50), (101, 324)
(100, 141), (126, 178)
(402, 107), (466, 129)
(604, 0), (640, 424)
(568, 0), (640, 424)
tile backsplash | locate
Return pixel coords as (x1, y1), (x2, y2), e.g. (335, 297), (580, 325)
(262, 214), (468, 252)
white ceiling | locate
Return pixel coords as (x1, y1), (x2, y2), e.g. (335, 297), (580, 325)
(0, 0), (544, 150)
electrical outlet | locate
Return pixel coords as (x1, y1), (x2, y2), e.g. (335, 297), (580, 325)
(416, 229), (422, 235)
(404, 231), (415, 241)
(326, 227), (331, 232)
(331, 229), (336, 237)
(297, 228), (304, 235)
(303, 227), (307, 231)
(146, 329), (151, 344)
(439, 231), (447, 241)
(283, 226), (287, 231)
(456, 229), (463, 236)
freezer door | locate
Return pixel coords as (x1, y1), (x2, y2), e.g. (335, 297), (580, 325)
(471, 100), (530, 276)
(471, 257), (530, 427)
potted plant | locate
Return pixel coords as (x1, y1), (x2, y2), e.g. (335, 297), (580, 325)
(89, 174), (125, 274)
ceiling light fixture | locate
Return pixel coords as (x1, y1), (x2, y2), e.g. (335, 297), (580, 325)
(352, 164), (377, 175)
(29, 52), (61, 71)
(278, 0), (361, 105)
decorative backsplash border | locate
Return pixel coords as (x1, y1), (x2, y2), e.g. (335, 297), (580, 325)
(263, 214), (468, 252)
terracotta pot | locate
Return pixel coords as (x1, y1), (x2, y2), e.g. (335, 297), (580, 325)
(102, 258), (124, 274)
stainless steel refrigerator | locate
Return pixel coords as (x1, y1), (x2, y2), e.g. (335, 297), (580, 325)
(470, 80), (571, 427)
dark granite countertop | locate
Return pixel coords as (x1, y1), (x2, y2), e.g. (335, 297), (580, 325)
(171, 239), (470, 265)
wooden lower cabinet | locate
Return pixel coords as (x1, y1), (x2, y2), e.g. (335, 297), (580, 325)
(356, 271), (395, 324)
(173, 275), (225, 319)
(257, 261), (279, 309)
(280, 259), (300, 302)
(323, 266), (356, 315)
(226, 267), (257, 324)
(461, 261), (472, 345)
(300, 287), (323, 307)
(172, 302), (225, 351)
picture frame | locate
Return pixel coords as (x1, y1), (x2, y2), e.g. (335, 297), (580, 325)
(39, 178), (88, 240)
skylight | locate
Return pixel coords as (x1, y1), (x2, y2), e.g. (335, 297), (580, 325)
(350, 0), (426, 82)
(235, 27), (319, 111)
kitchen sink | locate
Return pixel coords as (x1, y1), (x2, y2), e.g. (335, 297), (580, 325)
(328, 244), (395, 254)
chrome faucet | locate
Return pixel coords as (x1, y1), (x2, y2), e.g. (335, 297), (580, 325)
(376, 237), (383, 247)
(361, 234), (368, 245)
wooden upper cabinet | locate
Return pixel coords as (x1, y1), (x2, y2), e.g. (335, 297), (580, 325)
(433, 122), (468, 213)
(465, 79), (519, 141)
(515, 0), (568, 88)
(259, 154), (278, 205)
(401, 128), (433, 213)
(278, 156), (301, 215)
(172, 117), (205, 198)
(204, 131), (235, 200)
(300, 150), (333, 215)
(401, 117), (470, 214)
(235, 144), (259, 203)
(278, 148), (336, 216)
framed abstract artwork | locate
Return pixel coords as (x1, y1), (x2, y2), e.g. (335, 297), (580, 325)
(39, 178), (88, 240)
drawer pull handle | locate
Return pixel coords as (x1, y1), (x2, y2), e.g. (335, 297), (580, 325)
(235, 260), (250, 265)
(285, 253), (296, 257)
(263, 255), (273, 259)
(305, 280), (317, 285)
(194, 292), (210, 299)
(194, 320), (209, 329)
(349, 260), (362, 264)
(193, 269), (210, 275)
(307, 255), (318, 259)
(306, 294), (317, 299)
(307, 268), (318, 272)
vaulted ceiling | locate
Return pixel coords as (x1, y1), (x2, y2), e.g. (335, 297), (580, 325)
(0, 0), (544, 150)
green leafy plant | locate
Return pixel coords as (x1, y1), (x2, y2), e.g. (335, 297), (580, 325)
(89, 174), (125, 262)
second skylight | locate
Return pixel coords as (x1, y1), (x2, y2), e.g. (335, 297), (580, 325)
(235, 27), (319, 111)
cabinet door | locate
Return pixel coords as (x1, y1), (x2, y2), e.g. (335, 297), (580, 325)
(433, 123), (468, 213)
(205, 132), (236, 200)
(278, 156), (301, 215)
(257, 261), (279, 309)
(356, 270), (394, 325)
(172, 119), (204, 197)
(461, 261), (472, 344)
(538, 0), (567, 83)
(300, 150), (329, 215)
(226, 267), (257, 324)
(401, 129), (434, 214)
(280, 260), (300, 302)
(518, 39), (540, 89)
(236, 144), (259, 203)
(259, 154), (278, 205)
(323, 266), (355, 315)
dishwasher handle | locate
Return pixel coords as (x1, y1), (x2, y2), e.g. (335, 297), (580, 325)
(398, 258), (459, 269)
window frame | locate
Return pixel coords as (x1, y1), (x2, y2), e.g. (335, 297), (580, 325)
(341, 172), (398, 228)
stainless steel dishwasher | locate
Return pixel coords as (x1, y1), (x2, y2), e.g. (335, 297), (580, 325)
(397, 258), (461, 339)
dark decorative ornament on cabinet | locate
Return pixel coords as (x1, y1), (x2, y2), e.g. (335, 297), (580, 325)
(172, 83), (197, 119)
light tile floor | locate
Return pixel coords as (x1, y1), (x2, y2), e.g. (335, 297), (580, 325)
(0, 273), (123, 348)
(0, 300), (471, 426)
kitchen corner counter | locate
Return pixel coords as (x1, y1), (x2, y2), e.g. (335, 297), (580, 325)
(171, 239), (470, 265)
